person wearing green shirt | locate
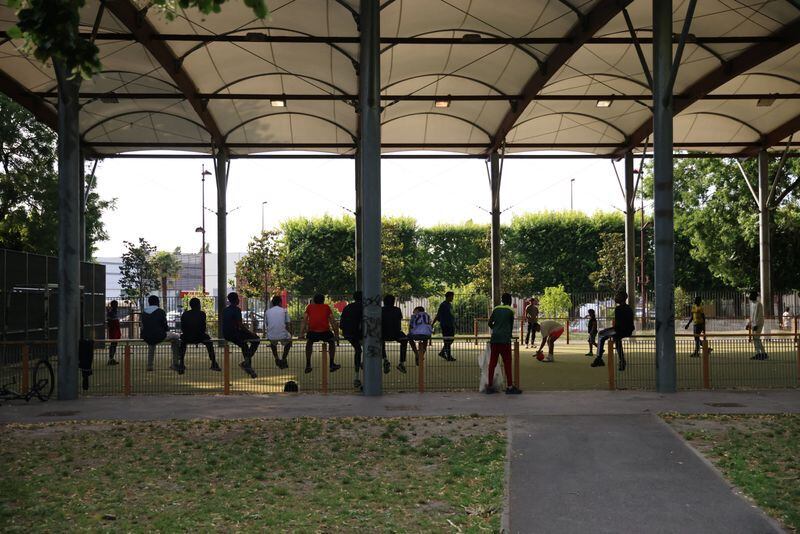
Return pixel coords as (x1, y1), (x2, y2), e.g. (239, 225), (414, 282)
(486, 293), (522, 394)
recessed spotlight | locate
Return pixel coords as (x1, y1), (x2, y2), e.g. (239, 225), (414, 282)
(757, 97), (775, 107)
(434, 98), (451, 108)
(270, 99), (286, 107)
(596, 99), (612, 108)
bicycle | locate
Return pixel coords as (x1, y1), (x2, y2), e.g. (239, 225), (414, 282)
(0, 355), (55, 402)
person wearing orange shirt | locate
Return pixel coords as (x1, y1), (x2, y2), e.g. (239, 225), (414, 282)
(300, 293), (341, 374)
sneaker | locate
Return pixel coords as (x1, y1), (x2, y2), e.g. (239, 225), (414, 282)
(505, 386), (522, 395)
(274, 358), (283, 369)
(169, 364), (182, 374)
(397, 363), (407, 374)
(107, 359), (119, 366)
(445, 356), (456, 362)
(280, 358), (289, 369)
(618, 358), (627, 372)
(304, 366), (313, 374)
(590, 358), (605, 367)
(438, 351), (448, 361)
(542, 356), (554, 362)
(239, 361), (257, 379)
(584, 352), (593, 357)
(209, 361), (222, 372)
(383, 359), (391, 374)
(353, 378), (362, 389)
(329, 363), (341, 373)
(690, 352), (699, 358)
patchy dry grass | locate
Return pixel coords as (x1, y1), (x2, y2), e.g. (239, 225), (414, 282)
(663, 413), (800, 532)
(0, 416), (505, 532)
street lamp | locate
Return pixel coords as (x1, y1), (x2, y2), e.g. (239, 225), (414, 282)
(200, 164), (212, 293)
(570, 178), (575, 210)
(261, 201), (268, 232)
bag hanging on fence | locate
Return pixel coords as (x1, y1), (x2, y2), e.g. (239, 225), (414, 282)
(478, 342), (506, 393)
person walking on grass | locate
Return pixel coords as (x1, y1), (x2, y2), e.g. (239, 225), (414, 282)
(179, 297), (220, 373)
(222, 292), (260, 378)
(781, 306), (792, 330)
(591, 290), (635, 371)
(339, 291), (363, 389)
(300, 294), (340, 374)
(486, 293), (522, 394)
(382, 294), (409, 374)
(533, 319), (565, 362)
(106, 300), (121, 366)
(432, 291), (456, 361)
(141, 295), (180, 373)
(746, 291), (767, 361)
(684, 296), (711, 358)
(524, 297), (539, 348)
(586, 309), (598, 357)
(408, 306), (433, 365)
(265, 295), (292, 370)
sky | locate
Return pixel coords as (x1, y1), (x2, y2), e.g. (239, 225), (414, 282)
(92, 151), (632, 258)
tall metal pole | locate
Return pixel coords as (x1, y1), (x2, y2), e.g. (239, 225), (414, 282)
(653, 0), (676, 392)
(261, 201), (267, 233)
(79, 154), (86, 261)
(640, 190), (647, 329)
(215, 151), (229, 336)
(570, 178), (575, 210)
(758, 150), (772, 316)
(355, 150), (363, 291)
(54, 61), (81, 400)
(359, 0), (382, 396)
(201, 165), (207, 294)
(489, 151), (502, 306)
(624, 152), (637, 305)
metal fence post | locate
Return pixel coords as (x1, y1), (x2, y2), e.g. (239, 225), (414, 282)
(513, 339), (520, 389)
(702, 339), (711, 389)
(418, 343), (425, 393)
(565, 316), (570, 345)
(796, 334), (800, 387)
(20, 344), (29, 395)
(474, 318), (478, 346)
(223, 344), (230, 395)
(123, 343), (131, 396)
(608, 339), (616, 390)
(322, 343), (329, 394)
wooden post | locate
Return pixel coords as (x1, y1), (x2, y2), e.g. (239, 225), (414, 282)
(519, 317), (524, 341)
(223, 344), (230, 395)
(608, 339), (616, 390)
(513, 339), (520, 389)
(702, 339), (711, 389)
(20, 344), (29, 395)
(418, 344), (426, 393)
(123, 343), (131, 396)
(565, 317), (570, 345)
(322, 342), (329, 394)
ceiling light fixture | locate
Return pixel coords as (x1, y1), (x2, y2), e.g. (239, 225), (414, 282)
(434, 97), (451, 108)
(596, 99), (612, 108)
(270, 98), (286, 107)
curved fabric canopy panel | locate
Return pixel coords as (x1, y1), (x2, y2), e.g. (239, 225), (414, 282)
(0, 0), (799, 156)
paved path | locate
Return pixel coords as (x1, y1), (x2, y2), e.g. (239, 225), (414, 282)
(2, 390), (797, 533)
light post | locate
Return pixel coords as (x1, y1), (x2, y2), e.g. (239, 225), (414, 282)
(261, 201), (268, 233)
(199, 164), (212, 293)
(570, 178), (575, 210)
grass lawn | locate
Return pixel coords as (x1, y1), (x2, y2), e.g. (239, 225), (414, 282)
(663, 413), (800, 532)
(0, 416), (506, 532)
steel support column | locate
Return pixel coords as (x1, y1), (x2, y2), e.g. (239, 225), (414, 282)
(489, 151), (502, 305)
(79, 154), (86, 261)
(758, 150), (772, 316)
(54, 62), (81, 400)
(624, 152), (637, 306)
(215, 150), (229, 336)
(355, 150), (363, 291)
(653, 0), (676, 392)
(359, 0), (382, 396)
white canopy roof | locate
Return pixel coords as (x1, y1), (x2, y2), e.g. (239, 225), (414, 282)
(1, 0), (799, 157)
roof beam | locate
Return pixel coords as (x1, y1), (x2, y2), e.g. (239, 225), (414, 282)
(741, 113), (800, 156)
(487, 0), (633, 153)
(616, 16), (800, 157)
(103, 0), (224, 147)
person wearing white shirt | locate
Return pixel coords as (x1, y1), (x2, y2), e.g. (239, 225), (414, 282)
(265, 295), (292, 369)
(746, 291), (767, 361)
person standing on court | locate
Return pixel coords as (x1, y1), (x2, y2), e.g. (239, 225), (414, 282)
(106, 300), (121, 366)
(432, 291), (456, 361)
(524, 297), (539, 348)
(486, 293), (522, 394)
(746, 290), (767, 360)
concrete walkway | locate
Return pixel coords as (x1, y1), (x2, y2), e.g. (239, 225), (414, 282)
(2, 390), (797, 533)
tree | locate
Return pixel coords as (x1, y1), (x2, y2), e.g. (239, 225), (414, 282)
(539, 285), (572, 319)
(0, 94), (113, 256)
(589, 233), (626, 291)
(235, 230), (286, 301)
(382, 217), (430, 297)
(119, 238), (159, 310)
(152, 249), (183, 304)
(420, 222), (488, 289)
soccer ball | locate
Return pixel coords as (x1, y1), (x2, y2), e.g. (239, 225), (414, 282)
(536, 351), (545, 361)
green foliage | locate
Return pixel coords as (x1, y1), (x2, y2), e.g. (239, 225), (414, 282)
(181, 290), (216, 323)
(119, 238), (158, 308)
(7, 0), (268, 78)
(0, 94), (113, 257)
(152, 249), (183, 302)
(420, 222), (488, 289)
(280, 216), (354, 295)
(382, 217), (429, 297)
(589, 233), (626, 291)
(235, 230), (286, 299)
(538, 285), (572, 318)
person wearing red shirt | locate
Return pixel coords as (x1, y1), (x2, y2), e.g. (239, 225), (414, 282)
(300, 293), (340, 374)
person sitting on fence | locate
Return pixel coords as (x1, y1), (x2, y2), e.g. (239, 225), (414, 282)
(781, 307), (792, 330)
(339, 291), (363, 389)
(524, 297), (539, 348)
(684, 296), (711, 358)
(106, 300), (121, 366)
(746, 291), (767, 361)
(432, 291), (456, 361)
(179, 297), (220, 373)
(486, 293), (522, 395)
(591, 290), (635, 371)
(382, 294), (409, 374)
(533, 319), (565, 363)
(408, 306), (433, 365)
(265, 295), (292, 370)
(300, 293), (341, 375)
(586, 309), (598, 357)
(222, 292), (260, 379)
(141, 295), (180, 372)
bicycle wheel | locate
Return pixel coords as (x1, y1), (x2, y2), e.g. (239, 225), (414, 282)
(32, 359), (54, 401)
